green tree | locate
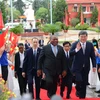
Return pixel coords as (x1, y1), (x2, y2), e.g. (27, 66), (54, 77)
(33, 0), (49, 14)
(13, 0), (25, 15)
(70, 18), (79, 27)
(7, 7), (21, 20)
(77, 5), (82, 22)
(91, 6), (98, 24)
(53, 0), (67, 23)
(0, 1), (7, 23)
(36, 7), (48, 23)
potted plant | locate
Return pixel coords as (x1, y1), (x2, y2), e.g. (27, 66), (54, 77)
(9, 24), (24, 36)
(63, 25), (69, 33)
(41, 24), (61, 35)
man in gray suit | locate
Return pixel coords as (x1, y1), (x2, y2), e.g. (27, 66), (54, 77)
(37, 35), (67, 98)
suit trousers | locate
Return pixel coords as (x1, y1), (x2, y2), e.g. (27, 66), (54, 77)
(1, 66), (8, 82)
(60, 73), (72, 97)
(17, 68), (27, 95)
(75, 67), (88, 98)
(46, 74), (59, 98)
(27, 69), (41, 99)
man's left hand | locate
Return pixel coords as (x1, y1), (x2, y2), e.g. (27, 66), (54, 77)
(93, 67), (96, 72)
(62, 70), (67, 78)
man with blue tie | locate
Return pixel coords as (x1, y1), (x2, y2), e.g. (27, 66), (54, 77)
(22, 38), (41, 100)
(37, 35), (67, 98)
(70, 31), (96, 99)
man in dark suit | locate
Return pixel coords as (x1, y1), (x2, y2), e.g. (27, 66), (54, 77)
(15, 43), (27, 95)
(37, 35), (67, 98)
(39, 38), (44, 47)
(70, 31), (96, 99)
(60, 41), (73, 99)
(22, 38), (41, 100)
(25, 40), (30, 50)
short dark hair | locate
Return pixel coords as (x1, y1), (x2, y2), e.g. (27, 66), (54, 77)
(78, 30), (88, 36)
(18, 43), (24, 47)
(63, 41), (71, 46)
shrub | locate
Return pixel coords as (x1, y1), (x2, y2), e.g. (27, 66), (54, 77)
(55, 22), (64, 29)
(36, 21), (41, 28)
(75, 23), (89, 30)
(9, 24), (24, 34)
(70, 18), (79, 27)
(41, 24), (61, 35)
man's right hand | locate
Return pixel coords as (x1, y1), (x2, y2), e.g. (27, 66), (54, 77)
(22, 72), (26, 78)
(14, 72), (17, 78)
(76, 42), (81, 51)
(37, 70), (42, 77)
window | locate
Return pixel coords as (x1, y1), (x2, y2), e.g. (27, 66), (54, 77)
(74, 6), (78, 12)
(82, 6), (86, 12)
(90, 6), (94, 12)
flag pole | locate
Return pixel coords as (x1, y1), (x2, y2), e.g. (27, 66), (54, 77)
(10, 0), (13, 25)
(50, 0), (52, 24)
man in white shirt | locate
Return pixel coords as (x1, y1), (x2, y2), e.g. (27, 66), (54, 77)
(15, 43), (27, 95)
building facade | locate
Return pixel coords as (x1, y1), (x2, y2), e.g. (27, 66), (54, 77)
(66, 0), (100, 25)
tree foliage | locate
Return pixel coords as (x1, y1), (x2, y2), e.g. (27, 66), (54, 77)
(33, 0), (49, 14)
(13, 0), (25, 15)
(0, 1), (7, 23)
(77, 5), (82, 22)
(70, 18), (79, 27)
(36, 7), (48, 23)
(91, 6), (98, 24)
(6, 7), (21, 20)
(53, 0), (67, 23)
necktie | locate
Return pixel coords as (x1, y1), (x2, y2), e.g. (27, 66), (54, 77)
(82, 43), (85, 54)
(34, 50), (37, 57)
(66, 52), (69, 58)
(34, 50), (37, 68)
(54, 46), (57, 56)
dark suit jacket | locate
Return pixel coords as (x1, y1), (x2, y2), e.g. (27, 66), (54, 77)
(22, 47), (41, 74)
(37, 44), (67, 76)
(39, 40), (44, 46)
(70, 41), (96, 82)
(15, 52), (25, 73)
(65, 51), (74, 75)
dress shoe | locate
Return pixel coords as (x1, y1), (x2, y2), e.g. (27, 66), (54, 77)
(47, 92), (51, 98)
(36, 97), (41, 100)
(66, 95), (71, 99)
(95, 90), (100, 93)
(36, 98), (41, 100)
(98, 94), (100, 97)
(76, 91), (80, 97)
(60, 92), (63, 97)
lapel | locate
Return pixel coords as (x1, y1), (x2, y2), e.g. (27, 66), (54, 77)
(36, 48), (40, 60)
(18, 52), (20, 66)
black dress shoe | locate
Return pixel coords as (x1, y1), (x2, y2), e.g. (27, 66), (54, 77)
(66, 95), (71, 99)
(98, 94), (100, 97)
(36, 98), (41, 100)
(95, 90), (100, 93)
(76, 91), (80, 97)
(60, 92), (63, 97)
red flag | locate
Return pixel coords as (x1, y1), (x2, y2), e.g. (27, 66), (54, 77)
(98, 8), (100, 26)
(9, 32), (18, 45)
(9, 32), (18, 55)
(0, 28), (8, 48)
(0, 11), (4, 29)
(9, 45), (16, 55)
(81, 10), (84, 25)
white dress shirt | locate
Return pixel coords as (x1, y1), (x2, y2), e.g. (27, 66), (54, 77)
(51, 44), (58, 56)
(19, 52), (24, 68)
